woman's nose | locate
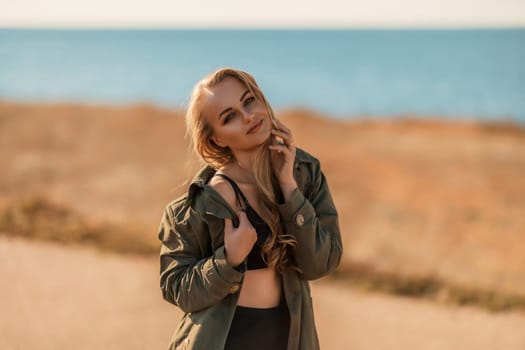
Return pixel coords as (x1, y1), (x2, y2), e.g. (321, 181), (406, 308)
(242, 109), (255, 123)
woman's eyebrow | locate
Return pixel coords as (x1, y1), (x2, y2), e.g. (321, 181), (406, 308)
(239, 90), (250, 101)
(218, 90), (250, 120)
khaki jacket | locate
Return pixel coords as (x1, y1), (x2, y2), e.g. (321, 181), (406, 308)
(158, 147), (343, 350)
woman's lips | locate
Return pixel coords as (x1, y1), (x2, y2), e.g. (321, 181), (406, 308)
(247, 120), (263, 134)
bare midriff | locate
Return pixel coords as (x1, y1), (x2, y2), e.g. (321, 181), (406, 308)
(237, 267), (282, 308)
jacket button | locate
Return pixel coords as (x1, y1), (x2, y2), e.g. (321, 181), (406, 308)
(295, 214), (304, 227)
(229, 284), (240, 294)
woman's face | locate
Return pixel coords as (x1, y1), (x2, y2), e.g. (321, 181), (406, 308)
(201, 76), (272, 153)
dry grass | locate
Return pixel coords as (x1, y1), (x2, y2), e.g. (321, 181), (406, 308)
(331, 262), (525, 313)
(0, 195), (158, 256)
(2, 194), (525, 313)
(2, 100), (525, 313)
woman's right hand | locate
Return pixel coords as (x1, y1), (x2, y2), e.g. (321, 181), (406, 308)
(224, 210), (257, 267)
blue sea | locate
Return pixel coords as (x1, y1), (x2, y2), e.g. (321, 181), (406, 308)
(1, 28), (524, 121)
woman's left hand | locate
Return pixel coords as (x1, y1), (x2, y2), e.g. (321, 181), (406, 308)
(269, 119), (297, 193)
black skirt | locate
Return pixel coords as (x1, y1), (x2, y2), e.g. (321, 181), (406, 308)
(224, 296), (290, 350)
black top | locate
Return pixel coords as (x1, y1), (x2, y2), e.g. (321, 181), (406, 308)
(214, 173), (271, 270)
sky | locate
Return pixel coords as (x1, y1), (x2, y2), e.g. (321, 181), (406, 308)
(1, 0), (525, 28)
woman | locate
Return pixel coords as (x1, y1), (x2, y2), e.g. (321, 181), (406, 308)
(158, 67), (342, 350)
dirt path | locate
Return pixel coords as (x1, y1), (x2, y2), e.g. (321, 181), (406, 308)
(1, 236), (524, 350)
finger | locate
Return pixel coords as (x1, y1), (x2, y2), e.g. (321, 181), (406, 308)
(238, 209), (248, 221)
(275, 118), (291, 133)
(271, 129), (288, 138)
(273, 121), (291, 136)
(269, 144), (294, 157)
(271, 129), (294, 146)
(224, 217), (233, 232)
(238, 210), (255, 230)
(274, 135), (286, 146)
(273, 123), (293, 145)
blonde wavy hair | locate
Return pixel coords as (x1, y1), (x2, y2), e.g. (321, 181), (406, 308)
(185, 67), (299, 274)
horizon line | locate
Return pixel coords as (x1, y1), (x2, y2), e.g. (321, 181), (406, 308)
(2, 24), (525, 30)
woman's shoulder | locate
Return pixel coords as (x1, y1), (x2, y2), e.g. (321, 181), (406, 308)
(294, 146), (323, 189)
(206, 173), (240, 212)
(162, 166), (238, 227)
(295, 146), (320, 166)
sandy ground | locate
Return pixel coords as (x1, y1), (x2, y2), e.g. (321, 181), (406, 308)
(1, 235), (524, 350)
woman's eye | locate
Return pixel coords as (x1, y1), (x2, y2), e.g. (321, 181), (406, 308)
(224, 113), (234, 123)
(245, 97), (255, 105)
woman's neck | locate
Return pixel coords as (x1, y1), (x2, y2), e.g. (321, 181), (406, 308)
(221, 151), (256, 184)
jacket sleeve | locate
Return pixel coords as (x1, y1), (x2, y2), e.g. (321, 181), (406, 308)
(278, 159), (343, 280)
(158, 202), (246, 313)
